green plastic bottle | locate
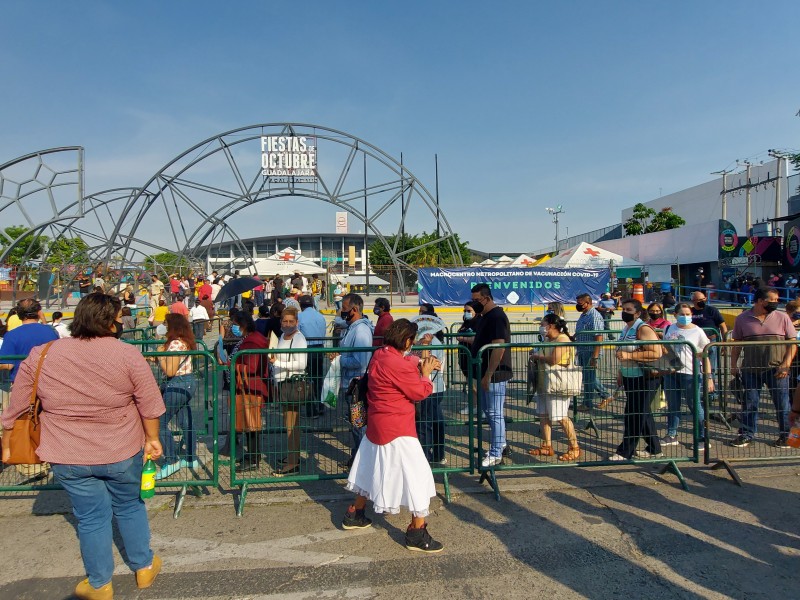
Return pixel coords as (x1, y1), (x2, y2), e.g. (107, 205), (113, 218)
(140, 454), (157, 500)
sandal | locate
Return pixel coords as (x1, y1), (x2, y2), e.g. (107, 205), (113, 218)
(528, 444), (554, 457)
(558, 446), (581, 462)
(596, 397), (614, 410)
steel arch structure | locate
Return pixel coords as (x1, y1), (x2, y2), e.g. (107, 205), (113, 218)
(104, 123), (463, 291)
(0, 124), (461, 302)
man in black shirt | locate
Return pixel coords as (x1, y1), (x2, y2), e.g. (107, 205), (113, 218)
(690, 291), (728, 341)
(471, 283), (512, 468)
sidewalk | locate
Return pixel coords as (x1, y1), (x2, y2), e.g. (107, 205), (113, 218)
(0, 460), (797, 599)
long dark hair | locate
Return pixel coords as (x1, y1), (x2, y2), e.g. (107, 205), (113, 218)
(542, 313), (574, 341)
(165, 314), (196, 349)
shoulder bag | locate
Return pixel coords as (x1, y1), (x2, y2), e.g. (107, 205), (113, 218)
(636, 324), (683, 377)
(541, 348), (583, 397)
(4, 342), (54, 465)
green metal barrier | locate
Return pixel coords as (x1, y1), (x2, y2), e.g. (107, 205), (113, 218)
(473, 339), (700, 499)
(228, 343), (475, 516)
(702, 340), (800, 485)
(0, 350), (218, 517)
(121, 327), (148, 341)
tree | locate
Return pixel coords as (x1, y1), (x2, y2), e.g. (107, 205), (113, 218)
(368, 232), (471, 268)
(791, 152), (800, 194)
(144, 252), (191, 276)
(623, 204), (685, 236)
(45, 236), (90, 265)
(0, 225), (48, 265)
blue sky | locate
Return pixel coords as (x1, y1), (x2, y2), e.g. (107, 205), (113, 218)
(2, 1), (799, 254)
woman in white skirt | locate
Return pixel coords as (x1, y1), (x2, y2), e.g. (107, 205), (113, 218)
(342, 318), (444, 553)
(528, 314), (581, 461)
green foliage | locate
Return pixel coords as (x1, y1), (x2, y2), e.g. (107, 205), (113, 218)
(0, 225), (48, 265)
(791, 152), (800, 193)
(45, 236), (90, 265)
(368, 231), (471, 267)
(143, 252), (191, 276)
(623, 204), (685, 236)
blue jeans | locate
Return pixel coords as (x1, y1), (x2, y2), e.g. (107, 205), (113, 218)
(416, 392), (445, 462)
(576, 352), (610, 408)
(160, 374), (197, 463)
(52, 451), (153, 588)
(739, 368), (791, 437)
(479, 381), (507, 458)
(664, 373), (704, 439)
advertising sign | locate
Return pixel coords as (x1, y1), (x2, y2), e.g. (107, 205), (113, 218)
(784, 217), (800, 272)
(261, 136), (317, 182)
(335, 212), (348, 234)
(418, 267), (610, 306)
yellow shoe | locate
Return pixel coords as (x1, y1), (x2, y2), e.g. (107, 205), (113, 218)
(136, 554), (162, 589)
(74, 578), (113, 600)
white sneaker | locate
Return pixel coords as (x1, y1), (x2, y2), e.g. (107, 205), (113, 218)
(481, 455), (502, 468)
(634, 450), (664, 458)
(608, 454), (628, 462)
(459, 406), (470, 415)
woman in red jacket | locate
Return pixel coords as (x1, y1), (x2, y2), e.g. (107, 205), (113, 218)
(341, 318), (444, 553)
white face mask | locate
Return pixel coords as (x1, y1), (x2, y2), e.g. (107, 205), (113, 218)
(539, 326), (548, 337)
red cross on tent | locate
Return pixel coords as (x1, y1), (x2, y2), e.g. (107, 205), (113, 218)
(277, 252), (295, 261)
(583, 247), (600, 257)
(519, 258), (535, 266)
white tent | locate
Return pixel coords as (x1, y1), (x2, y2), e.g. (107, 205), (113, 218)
(510, 253), (537, 267)
(494, 254), (514, 265)
(245, 257), (326, 276)
(544, 242), (642, 269)
(480, 258), (496, 266)
(330, 272), (390, 286)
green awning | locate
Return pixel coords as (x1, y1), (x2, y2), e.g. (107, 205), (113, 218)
(616, 267), (642, 279)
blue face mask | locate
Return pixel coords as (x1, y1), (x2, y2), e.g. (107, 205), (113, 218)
(463, 311), (473, 322)
(676, 315), (692, 327)
(231, 324), (241, 336)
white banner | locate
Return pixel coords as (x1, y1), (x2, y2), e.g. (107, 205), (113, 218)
(335, 212), (348, 234)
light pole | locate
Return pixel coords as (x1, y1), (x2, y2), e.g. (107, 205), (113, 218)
(545, 205), (564, 252)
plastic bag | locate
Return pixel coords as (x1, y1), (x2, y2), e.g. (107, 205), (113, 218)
(321, 355), (341, 408)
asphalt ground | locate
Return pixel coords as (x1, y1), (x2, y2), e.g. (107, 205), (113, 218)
(0, 460), (797, 599)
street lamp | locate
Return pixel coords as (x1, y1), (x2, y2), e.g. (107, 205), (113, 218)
(545, 205), (564, 252)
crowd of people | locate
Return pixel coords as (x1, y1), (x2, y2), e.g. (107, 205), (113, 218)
(3, 273), (800, 593)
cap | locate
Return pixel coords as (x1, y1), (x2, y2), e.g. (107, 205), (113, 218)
(155, 324), (167, 336)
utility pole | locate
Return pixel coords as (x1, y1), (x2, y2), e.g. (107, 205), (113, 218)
(545, 205), (564, 252)
(745, 162), (752, 233)
(712, 169), (732, 221)
(769, 150), (788, 222)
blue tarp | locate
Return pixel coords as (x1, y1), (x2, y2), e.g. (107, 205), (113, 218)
(418, 267), (611, 306)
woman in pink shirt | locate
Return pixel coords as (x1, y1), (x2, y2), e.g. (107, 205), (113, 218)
(0, 293), (166, 599)
(341, 319), (444, 553)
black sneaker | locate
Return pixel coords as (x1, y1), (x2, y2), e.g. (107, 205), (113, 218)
(774, 434), (790, 449)
(405, 524), (444, 553)
(502, 445), (512, 458)
(729, 434), (752, 448)
(342, 509), (372, 530)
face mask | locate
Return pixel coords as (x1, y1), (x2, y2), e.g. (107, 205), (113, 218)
(695, 301), (706, 310)
(648, 312), (661, 320)
(473, 302), (484, 315)
(544, 310), (553, 316)
(231, 324), (241, 336)
(373, 308), (381, 316)
(539, 326), (548, 337)
(113, 321), (123, 339)
(621, 312), (635, 323)
(341, 309), (353, 322)
(575, 304), (584, 312)
(764, 301), (779, 313)
(281, 326), (297, 335)
(676, 315), (692, 326)
(463, 312), (473, 322)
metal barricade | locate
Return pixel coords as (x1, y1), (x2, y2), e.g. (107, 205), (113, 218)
(474, 339), (701, 499)
(0, 350), (218, 516)
(121, 327), (148, 341)
(228, 343), (475, 515)
(702, 340), (800, 484)
(143, 349), (218, 516)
